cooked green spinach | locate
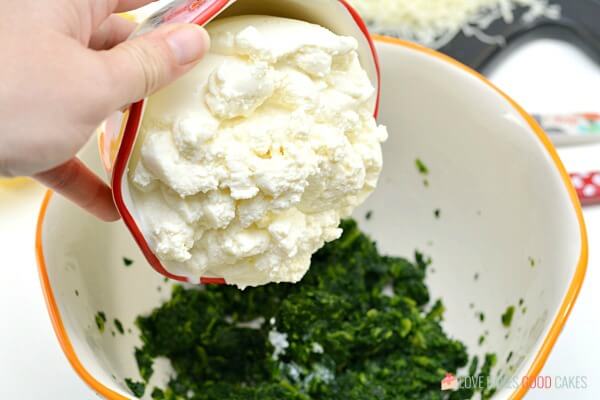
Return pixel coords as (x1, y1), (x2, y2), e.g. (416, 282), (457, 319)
(134, 220), (495, 399)
(95, 311), (107, 333)
(125, 378), (146, 398)
(501, 306), (515, 328)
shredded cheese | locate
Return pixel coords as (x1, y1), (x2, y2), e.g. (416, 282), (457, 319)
(347, 0), (561, 48)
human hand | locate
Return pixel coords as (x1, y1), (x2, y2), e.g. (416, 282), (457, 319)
(0, 0), (210, 221)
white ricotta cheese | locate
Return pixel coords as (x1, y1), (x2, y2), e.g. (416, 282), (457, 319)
(129, 15), (387, 288)
(268, 330), (289, 361)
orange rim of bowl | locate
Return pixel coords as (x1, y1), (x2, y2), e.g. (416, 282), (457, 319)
(36, 36), (588, 400)
(36, 191), (129, 400)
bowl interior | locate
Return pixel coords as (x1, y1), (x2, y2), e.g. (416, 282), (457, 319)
(38, 39), (584, 399)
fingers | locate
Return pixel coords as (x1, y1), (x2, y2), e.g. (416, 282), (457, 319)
(34, 158), (121, 222)
(98, 23), (210, 109)
(89, 15), (137, 50)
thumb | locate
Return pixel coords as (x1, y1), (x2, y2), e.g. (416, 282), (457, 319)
(100, 23), (210, 109)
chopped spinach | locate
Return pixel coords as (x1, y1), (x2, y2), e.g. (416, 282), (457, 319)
(477, 312), (485, 322)
(95, 312), (107, 333)
(135, 347), (154, 382)
(479, 354), (497, 398)
(506, 351), (513, 363)
(501, 306), (515, 328)
(469, 356), (479, 377)
(415, 158), (429, 175)
(133, 220), (495, 399)
(114, 319), (125, 335)
(415, 159), (431, 187)
(125, 378), (146, 398)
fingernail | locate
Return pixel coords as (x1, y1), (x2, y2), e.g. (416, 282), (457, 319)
(166, 25), (210, 65)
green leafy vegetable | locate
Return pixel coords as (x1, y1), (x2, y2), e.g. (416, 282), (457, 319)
(135, 347), (154, 382)
(95, 312), (107, 333)
(469, 356), (479, 377)
(478, 354), (497, 399)
(501, 306), (515, 328)
(133, 220), (495, 399)
(415, 158), (429, 175)
(114, 319), (125, 335)
(125, 378), (146, 398)
(123, 257), (134, 267)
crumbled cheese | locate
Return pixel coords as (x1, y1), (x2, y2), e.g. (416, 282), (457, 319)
(347, 0), (561, 48)
(236, 317), (266, 329)
(311, 342), (324, 354)
(268, 330), (289, 360)
(303, 364), (335, 386)
(382, 284), (395, 298)
(129, 16), (386, 287)
(284, 362), (302, 382)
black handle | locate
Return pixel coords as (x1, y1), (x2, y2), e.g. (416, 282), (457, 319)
(439, 0), (600, 71)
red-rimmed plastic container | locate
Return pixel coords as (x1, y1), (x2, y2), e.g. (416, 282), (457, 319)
(98, 0), (381, 284)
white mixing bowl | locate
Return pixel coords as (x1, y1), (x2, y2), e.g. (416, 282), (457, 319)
(36, 37), (587, 400)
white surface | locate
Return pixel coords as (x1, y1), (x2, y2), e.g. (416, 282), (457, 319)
(0, 28), (599, 400)
(0, 183), (92, 398)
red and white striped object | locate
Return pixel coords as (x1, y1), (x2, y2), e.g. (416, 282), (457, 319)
(570, 171), (600, 206)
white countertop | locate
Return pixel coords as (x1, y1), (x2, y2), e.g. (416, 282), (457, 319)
(0, 18), (599, 400)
